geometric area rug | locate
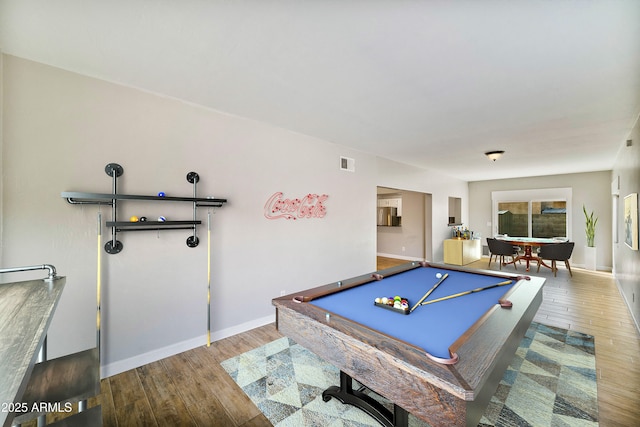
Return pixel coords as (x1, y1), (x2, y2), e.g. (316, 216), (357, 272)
(221, 322), (598, 427)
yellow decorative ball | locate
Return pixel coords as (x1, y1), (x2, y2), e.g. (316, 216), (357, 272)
(130, 216), (139, 222)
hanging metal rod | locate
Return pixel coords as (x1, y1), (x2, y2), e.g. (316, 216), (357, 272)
(62, 192), (226, 206)
(0, 264), (58, 280)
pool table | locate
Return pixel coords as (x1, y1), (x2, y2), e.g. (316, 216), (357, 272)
(272, 261), (545, 427)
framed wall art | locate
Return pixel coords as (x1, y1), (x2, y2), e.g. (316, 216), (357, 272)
(624, 193), (638, 250)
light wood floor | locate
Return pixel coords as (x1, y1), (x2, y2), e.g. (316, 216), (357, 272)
(33, 257), (640, 426)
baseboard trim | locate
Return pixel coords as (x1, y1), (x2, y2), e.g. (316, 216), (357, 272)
(100, 314), (275, 378)
(615, 277), (640, 335)
(376, 253), (424, 262)
(572, 263), (613, 273)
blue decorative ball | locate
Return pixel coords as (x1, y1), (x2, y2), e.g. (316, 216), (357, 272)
(158, 192), (166, 197)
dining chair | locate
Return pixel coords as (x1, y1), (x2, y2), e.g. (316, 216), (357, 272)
(487, 238), (519, 270)
(537, 242), (575, 276)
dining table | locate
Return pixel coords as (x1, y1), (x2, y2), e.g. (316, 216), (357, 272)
(495, 236), (568, 271)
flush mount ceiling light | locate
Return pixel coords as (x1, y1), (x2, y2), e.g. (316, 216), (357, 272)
(485, 150), (505, 162)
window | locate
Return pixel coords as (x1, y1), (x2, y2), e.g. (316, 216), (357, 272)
(497, 202), (528, 236)
(492, 188), (572, 239)
(498, 201), (567, 238)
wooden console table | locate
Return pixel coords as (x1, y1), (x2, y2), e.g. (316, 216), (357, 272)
(443, 238), (482, 265)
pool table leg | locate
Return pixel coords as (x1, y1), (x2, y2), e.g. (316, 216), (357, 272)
(322, 371), (408, 427)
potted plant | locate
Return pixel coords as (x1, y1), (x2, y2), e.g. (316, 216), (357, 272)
(583, 205), (598, 270)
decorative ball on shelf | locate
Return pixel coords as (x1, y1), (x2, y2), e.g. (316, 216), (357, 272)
(158, 192), (166, 197)
(139, 216), (147, 222)
(129, 216), (139, 222)
(158, 216), (167, 222)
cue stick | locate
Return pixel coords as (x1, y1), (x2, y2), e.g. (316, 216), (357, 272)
(420, 280), (512, 306)
(409, 273), (449, 313)
(207, 211), (211, 347)
(96, 212), (102, 375)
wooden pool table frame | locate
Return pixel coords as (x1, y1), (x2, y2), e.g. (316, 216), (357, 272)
(272, 261), (545, 427)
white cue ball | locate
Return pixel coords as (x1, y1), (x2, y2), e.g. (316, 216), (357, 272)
(436, 273), (442, 279)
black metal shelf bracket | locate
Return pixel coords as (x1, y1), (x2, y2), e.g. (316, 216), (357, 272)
(186, 171), (199, 248)
(62, 164), (227, 254)
(105, 163), (123, 253)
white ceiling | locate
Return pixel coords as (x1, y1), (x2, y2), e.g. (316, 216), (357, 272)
(1, 1), (639, 181)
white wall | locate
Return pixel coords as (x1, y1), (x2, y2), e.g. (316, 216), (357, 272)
(612, 118), (640, 330)
(1, 55), (378, 376)
(1, 55), (470, 376)
(0, 53), (3, 265)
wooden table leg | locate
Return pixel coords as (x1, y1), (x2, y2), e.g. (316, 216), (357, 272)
(523, 246), (533, 271)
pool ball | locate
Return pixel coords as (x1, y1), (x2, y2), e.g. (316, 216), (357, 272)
(375, 297), (381, 304)
(129, 216), (139, 222)
(139, 216), (147, 222)
(158, 192), (166, 197)
(381, 297), (388, 304)
(158, 216), (167, 222)
(436, 273), (442, 279)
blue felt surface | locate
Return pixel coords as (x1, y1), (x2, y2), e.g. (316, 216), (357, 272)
(310, 266), (516, 359)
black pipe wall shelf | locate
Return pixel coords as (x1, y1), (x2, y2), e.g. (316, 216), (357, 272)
(62, 163), (227, 254)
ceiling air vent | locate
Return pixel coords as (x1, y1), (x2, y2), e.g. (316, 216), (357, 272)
(340, 156), (355, 172)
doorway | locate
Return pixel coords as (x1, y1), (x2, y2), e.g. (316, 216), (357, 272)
(376, 187), (433, 262)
